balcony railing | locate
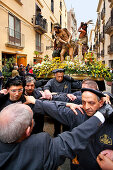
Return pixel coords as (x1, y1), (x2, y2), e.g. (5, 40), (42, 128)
(5, 27), (25, 49)
(100, 32), (105, 42)
(33, 15), (48, 34)
(101, 50), (104, 57)
(101, 7), (105, 20)
(105, 17), (113, 34)
(97, 53), (101, 58)
(108, 43), (113, 54)
(36, 43), (44, 53)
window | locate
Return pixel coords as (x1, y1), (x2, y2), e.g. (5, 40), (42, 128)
(51, 0), (54, 13)
(9, 13), (21, 45)
(36, 32), (41, 52)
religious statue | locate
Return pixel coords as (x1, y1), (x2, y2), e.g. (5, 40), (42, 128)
(78, 20), (93, 57)
(52, 23), (74, 62)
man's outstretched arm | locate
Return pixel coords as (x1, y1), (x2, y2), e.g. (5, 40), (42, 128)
(47, 114), (105, 168)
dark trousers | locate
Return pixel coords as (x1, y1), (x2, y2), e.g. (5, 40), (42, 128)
(54, 119), (69, 137)
(32, 113), (44, 134)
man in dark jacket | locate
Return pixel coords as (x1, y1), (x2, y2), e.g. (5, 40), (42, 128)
(0, 76), (44, 133)
(43, 68), (81, 136)
(0, 102), (106, 170)
(25, 88), (113, 170)
(24, 76), (44, 133)
(0, 76), (25, 111)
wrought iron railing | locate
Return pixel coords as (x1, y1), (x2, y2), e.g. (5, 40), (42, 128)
(36, 43), (44, 53)
(33, 15), (48, 32)
(6, 27), (25, 48)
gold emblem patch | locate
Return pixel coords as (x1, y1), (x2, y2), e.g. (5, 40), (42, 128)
(100, 134), (112, 145)
(64, 85), (68, 89)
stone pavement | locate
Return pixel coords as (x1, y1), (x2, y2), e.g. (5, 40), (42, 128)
(43, 116), (71, 170)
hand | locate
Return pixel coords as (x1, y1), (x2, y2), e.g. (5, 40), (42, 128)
(44, 90), (52, 100)
(39, 91), (46, 99)
(24, 96), (36, 105)
(101, 150), (113, 161)
(98, 103), (113, 118)
(66, 103), (84, 115)
(67, 94), (77, 101)
(102, 94), (111, 104)
(0, 89), (8, 95)
(97, 153), (113, 170)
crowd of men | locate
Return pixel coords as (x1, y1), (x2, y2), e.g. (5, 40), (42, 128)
(0, 67), (113, 170)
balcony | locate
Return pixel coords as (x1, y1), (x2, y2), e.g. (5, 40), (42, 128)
(100, 32), (105, 42)
(5, 27), (24, 49)
(108, 43), (113, 54)
(97, 53), (101, 58)
(105, 17), (113, 34)
(36, 43), (44, 53)
(33, 15), (48, 34)
(101, 50), (104, 57)
(101, 7), (105, 20)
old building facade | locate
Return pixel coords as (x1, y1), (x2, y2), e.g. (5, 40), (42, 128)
(93, 0), (113, 68)
(0, 0), (67, 68)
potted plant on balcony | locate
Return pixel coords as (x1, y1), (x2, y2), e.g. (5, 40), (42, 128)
(105, 73), (113, 86)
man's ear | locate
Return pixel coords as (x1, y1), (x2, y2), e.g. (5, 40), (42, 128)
(99, 99), (104, 107)
(25, 119), (34, 137)
(26, 127), (31, 137)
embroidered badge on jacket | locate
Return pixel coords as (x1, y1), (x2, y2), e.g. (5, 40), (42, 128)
(64, 85), (68, 89)
(100, 134), (112, 145)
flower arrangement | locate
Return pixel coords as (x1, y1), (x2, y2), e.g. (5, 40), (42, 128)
(33, 52), (111, 80)
(33, 57), (67, 78)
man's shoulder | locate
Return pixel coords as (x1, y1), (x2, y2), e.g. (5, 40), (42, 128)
(23, 132), (51, 147)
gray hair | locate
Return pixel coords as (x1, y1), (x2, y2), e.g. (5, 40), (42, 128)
(25, 76), (36, 84)
(0, 103), (33, 143)
(82, 79), (99, 90)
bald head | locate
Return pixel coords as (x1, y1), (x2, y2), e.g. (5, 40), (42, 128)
(0, 103), (33, 143)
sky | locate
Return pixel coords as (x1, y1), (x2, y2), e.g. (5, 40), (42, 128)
(64, 0), (99, 35)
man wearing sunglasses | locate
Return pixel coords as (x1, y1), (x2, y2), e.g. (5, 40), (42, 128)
(0, 76), (25, 111)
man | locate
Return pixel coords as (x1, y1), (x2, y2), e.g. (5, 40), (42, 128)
(25, 88), (113, 170)
(43, 68), (81, 136)
(0, 102), (108, 170)
(43, 68), (81, 99)
(24, 76), (44, 133)
(0, 76), (25, 111)
(53, 23), (74, 62)
(0, 76), (44, 134)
